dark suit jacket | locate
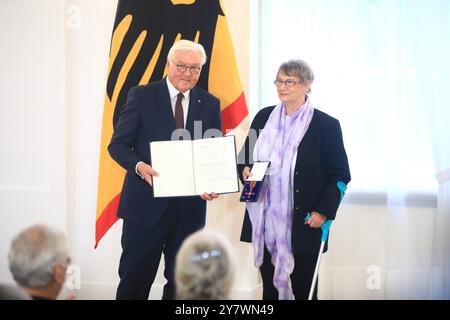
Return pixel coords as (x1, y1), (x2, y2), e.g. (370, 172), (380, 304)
(238, 106), (350, 255)
(108, 79), (222, 231)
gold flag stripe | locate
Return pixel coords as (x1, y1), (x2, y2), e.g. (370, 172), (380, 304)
(140, 35), (164, 85)
(108, 15), (132, 75)
(111, 30), (147, 109)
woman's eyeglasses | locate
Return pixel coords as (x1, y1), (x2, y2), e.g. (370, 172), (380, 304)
(273, 79), (301, 87)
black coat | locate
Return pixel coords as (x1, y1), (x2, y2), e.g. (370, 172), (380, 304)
(238, 106), (351, 255)
(108, 79), (222, 230)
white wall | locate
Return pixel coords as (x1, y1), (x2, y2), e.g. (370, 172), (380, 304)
(0, 0), (67, 285)
(64, 0), (121, 299)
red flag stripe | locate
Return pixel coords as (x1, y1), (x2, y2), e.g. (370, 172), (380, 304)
(220, 92), (248, 135)
(95, 193), (121, 248)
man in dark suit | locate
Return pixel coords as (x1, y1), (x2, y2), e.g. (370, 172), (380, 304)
(108, 40), (222, 300)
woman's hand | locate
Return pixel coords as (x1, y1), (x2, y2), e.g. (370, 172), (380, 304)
(305, 211), (326, 229)
(242, 166), (252, 182)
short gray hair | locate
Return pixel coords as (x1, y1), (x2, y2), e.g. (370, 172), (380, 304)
(8, 224), (68, 288)
(277, 59), (315, 84)
(175, 230), (235, 300)
(167, 39), (207, 66)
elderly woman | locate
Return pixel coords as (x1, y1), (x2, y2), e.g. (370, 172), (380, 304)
(239, 59), (350, 300)
(175, 230), (236, 300)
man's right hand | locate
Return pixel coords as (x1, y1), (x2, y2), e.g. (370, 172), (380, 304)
(242, 166), (252, 182)
(137, 162), (159, 187)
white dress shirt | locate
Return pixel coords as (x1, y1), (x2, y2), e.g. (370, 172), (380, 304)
(135, 78), (191, 178)
(166, 77), (190, 128)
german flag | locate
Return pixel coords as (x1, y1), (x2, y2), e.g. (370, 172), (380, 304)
(95, 0), (248, 247)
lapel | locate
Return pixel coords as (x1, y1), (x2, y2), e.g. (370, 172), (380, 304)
(155, 80), (176, 134)
(298, 110), (319, 153)
(185, 87), (203, 136)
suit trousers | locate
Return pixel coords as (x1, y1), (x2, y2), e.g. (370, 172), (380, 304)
(260, 246), (318, 300)
(116, 199), (187, 300)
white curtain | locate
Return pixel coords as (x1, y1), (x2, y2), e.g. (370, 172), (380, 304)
(416, 1), (450, 299)
(254, 0), (449, 299)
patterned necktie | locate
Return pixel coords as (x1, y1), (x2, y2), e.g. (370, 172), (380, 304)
(175, 92), (184, 129)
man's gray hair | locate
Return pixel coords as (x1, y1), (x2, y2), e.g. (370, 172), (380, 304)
(277, 59), (315, 84)
(8, 224), (68, 288)
(167, 39), (207, 66)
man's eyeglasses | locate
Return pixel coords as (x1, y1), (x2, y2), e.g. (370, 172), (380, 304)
(174, 64), (202, 74)
(274, 79), (301, 88)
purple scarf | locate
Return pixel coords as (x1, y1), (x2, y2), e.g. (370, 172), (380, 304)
(247, 98), (314, 299)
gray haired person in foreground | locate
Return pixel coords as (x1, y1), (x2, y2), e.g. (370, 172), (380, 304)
(175, 230), (236, 300)
(8, 224), (70, 300)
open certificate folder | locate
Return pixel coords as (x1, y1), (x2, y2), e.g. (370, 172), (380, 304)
(150, 136), (239, 197)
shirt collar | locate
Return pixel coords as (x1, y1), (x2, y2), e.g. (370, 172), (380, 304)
(166, 77), (190, 100)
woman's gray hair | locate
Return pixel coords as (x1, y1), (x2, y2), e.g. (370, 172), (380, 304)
(167, 39), (207, 66)
(8, 224), (68, 288)
(175, 230), (236, 300)
(277, 59), (315, 84)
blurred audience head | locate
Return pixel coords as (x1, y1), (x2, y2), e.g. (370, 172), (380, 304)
(175, 230), (236, 300)
(8, 224), (69, 300)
